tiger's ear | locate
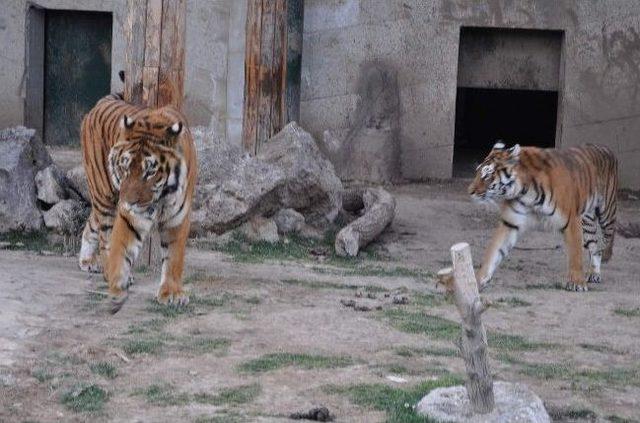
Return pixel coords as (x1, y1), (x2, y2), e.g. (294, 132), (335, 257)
(492, 140), (506, 151)
(168, 121), (183, 135)
(122, 115), (135, 129)
(507, 144), (521, 163)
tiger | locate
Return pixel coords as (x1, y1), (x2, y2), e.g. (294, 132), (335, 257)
(78, 89), (197, 313)
(468, 142), (618, 292)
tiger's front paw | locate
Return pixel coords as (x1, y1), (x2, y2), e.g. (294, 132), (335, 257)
(566, 270), (588, 292)
(157, 285), (189, 307)
(110, 290), (129, 314)
(476, 271), (492, 291)
(587, 273), (602, 284)
(79, 256), (102, 273)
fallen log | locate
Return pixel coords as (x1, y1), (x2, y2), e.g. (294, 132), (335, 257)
(335, 187), (395, 257)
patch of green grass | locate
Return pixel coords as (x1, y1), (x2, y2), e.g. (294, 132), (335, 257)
(382, 309), (459, 341)
(143, 294), (227, 318)
(394, 346), (458, 358)
(614, 307), (640, 318)
(126, 318), (168, 334)
(411, 293), (441, 307)
(122, 337), (166, 356)
(607, 415), (639, 423)
(89, 362), (117, 379)
(238, 353), (354, 374)
(134, 384), (190, 406)
(180, 337), (230, 354)
(382, 309), (551, 352)
(194, 414), (248, 423)
(579, 343), (624, 355)
(500, 354), (640, 388)
(281, 278), (389, 292)
(135, 383), (261, 408)
(323, 375), (464, 423)
(494, 296), (532, 307)
(60, 384), (108, 413)
(32, 368), (54, 383)
(194, 384), (261, 406)
(0, 230), (63, 253)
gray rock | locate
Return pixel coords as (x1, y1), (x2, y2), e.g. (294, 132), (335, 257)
(274, 208), (305, 235)
(191, 126), (286, 235)
(65, 166), (91, 203)
(241, 216), (279, 243)
(0, 126), (52, 232)
(258, 122), (343, 227)
(416, 382), (550, 423)
(35, 165), (69, 205)
(43, 199), (90, 236)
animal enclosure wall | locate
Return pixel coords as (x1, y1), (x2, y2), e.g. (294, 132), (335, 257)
(299, 0), (640, 189)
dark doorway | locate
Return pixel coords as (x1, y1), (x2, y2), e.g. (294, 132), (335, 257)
(453, 26), (563, 177)
(43, 10), (112, 146)
(453, 88), (558, 176)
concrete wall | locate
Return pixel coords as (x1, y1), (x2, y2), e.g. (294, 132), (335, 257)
(300, 0), (640, 189)
(0, 0), (246, 146)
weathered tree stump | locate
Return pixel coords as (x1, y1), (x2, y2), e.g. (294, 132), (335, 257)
(446, 243), (495, 413)
(335, 187), (395, 257)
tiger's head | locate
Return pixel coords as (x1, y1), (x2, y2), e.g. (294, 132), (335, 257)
(108, 107), (188, 217)
(468, 142), (521, 202)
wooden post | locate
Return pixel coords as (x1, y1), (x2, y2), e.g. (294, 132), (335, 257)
(124, 0), (186, 267)
(242, 0), (304, 154)
(442, 243), (495, 414)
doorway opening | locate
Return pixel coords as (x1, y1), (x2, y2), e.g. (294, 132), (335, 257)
(453, 26), (563, 177)
(453, 88), (558, 177)
(25, 8), (112, 146)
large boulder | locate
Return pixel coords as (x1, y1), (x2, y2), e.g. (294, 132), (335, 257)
(35, 165), (69, 205)
(416, 382), (550, 423)
(191, 127), (286, 235)
(258, 122), (343, 227)
(65, 166), (91, 203)
(0, 127), (52, 232)
(42, 199), (90, 236)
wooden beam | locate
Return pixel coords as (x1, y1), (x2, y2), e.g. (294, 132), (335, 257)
(242, 0), (303, 154)
(124, 0), (186, 268)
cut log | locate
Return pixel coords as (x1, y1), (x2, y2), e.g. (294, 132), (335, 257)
(335, 187), (395, 257)
(449, 242), (495, 414)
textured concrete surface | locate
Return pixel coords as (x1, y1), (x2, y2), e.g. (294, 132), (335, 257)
(300, 0), (640, 189)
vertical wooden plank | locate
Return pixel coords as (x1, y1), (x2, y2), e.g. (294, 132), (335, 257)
(285, 0), (304, 123)
(256, 0), (276, 151)
(242, 0), (263, 154)
(271, 0), (287, 134)
(159, 0), (186, 109)
(124, 0), (147, 104)
(142, 66), (159, 107)
(144, 0), (163, 68)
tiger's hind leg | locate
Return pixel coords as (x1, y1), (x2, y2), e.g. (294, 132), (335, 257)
(156, 218), (190, 307)
(79, 210), (102, 273)
(564, 216), (587, 291)
(582, 213), (602, 284)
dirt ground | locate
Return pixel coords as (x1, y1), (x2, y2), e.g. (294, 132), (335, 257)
(1, 177), (639, 423)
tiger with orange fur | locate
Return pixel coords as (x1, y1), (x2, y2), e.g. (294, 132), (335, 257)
(79, 88), (196, 313)
(468, 142), (617, 291)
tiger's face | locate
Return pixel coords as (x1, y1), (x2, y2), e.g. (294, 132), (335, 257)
(468, 142), (521, 202)
(109, 108), (186, 216)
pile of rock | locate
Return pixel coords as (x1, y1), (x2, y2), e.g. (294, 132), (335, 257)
(0, 126), (89, 237)
(191, 122), (344, 241)
(0, 122), (395, 257)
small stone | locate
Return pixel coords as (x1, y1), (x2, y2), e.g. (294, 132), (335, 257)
(274, 208), (305, 234)
(35, 165), (68, 205)
(241, 216), (279, 244)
